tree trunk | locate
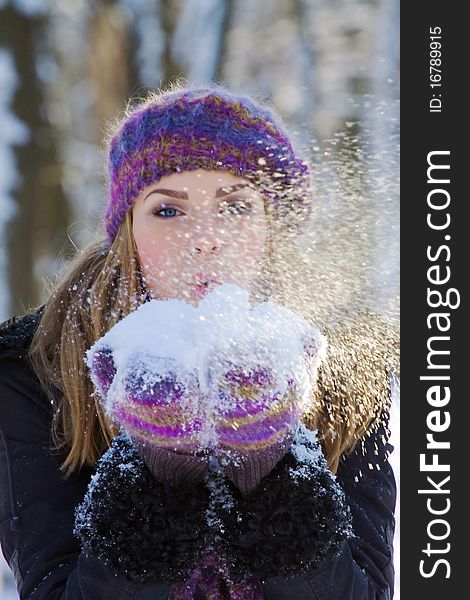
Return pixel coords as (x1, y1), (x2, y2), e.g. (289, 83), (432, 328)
(1, 4), (69, 316)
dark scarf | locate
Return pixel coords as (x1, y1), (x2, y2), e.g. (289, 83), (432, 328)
(74, 426), (352, 598)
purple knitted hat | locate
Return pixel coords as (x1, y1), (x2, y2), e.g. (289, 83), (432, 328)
(103, 85), (313, 242)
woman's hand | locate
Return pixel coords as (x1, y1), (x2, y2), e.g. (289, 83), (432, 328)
(89, 346), (210, 487)
(206, 357), (302, 496)
(86, 289), (326, 493)
(205, 319), (326, 497)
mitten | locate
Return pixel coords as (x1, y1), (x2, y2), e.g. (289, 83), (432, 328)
(207, 360), (295, 496)
(205, 303), (326, 497)
(86, 286), (326, 495)
(89, 345), (210, 487)
(86, 300), (211, 489)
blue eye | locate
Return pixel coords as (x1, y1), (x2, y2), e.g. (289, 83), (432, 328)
(153, 207), (183, 219)
(152, 201), (252, 219)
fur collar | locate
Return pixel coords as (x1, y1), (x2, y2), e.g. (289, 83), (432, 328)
(0, 306), (44, 358)
(74, 425), (352, 585)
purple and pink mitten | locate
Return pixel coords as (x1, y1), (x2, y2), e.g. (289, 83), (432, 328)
(86, 284), (326, 495)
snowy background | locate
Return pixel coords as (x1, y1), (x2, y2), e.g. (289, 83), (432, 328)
(0, 0), (399, 596)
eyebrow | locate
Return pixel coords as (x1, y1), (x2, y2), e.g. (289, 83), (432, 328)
(144, 183), (252, 202)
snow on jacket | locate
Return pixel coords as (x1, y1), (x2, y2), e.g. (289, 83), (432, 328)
(0, 308), (396, 599)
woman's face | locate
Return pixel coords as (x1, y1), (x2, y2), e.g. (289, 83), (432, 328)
(132, 168), (268, 306)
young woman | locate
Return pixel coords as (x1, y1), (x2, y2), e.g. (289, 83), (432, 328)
(0, 82), (398, 599)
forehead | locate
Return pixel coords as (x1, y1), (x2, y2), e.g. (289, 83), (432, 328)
(148, 168), (254, 192)
(133, 167), (270, 214)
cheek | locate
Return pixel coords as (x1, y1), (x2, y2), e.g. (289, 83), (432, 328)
(229, 223), (267, 272)
(133, 220), (167, 269)
(137, 239), (163, 266)
(249, 238), (267, 267)
(242, 218), (267, 259)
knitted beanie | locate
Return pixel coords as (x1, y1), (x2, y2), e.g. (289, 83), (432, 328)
(103, 84), (313, 242)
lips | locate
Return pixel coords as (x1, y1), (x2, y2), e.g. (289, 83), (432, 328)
(191, 273), (221, 298)
(191, 273), (221, 287)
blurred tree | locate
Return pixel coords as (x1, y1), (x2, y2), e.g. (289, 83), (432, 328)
(167, 0), (235, 84)
(0, 0), (399, 320)
(160, 0), (185, 86)
(0, 2), (69, 317)
(87, 0), (137, 130)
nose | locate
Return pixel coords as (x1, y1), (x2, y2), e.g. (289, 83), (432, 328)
(191, 217), (223, 256)
(193, 242), (219, 255)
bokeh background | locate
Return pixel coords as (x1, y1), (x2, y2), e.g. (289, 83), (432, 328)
(0, 0), (399, 597)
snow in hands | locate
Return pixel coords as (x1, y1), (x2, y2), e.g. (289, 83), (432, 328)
(85, 282), (326, 454)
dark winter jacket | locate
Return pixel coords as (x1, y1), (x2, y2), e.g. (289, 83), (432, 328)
(0, 308), (396, 599)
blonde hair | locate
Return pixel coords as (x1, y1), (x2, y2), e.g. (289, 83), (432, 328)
(28, 86), (399, 478)
(29, 213), (142, 475)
